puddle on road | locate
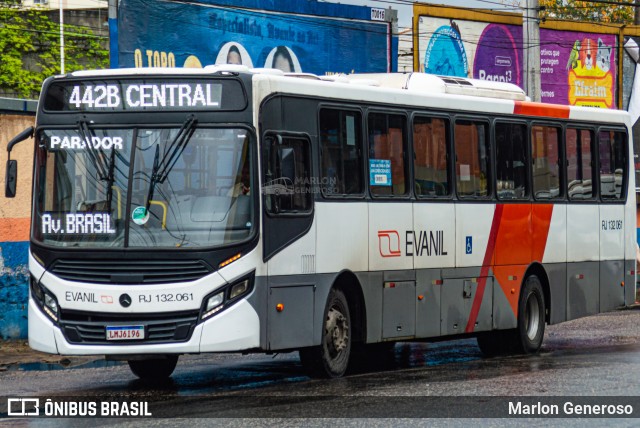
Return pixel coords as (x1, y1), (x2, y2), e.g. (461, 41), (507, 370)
(5, 359), (122, 372)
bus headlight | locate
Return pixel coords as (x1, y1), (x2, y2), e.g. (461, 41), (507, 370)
(30, 276), (44, 303)
(30, 277), (59, 322)
(44, 294), (58, 313)
(200, 272), (254, 322)
(229, 279), (249, 299)
(203, 292), (224, 319)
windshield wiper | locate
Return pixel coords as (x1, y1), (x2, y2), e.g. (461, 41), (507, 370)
(145, 116), (198, 211)
(105, 150), (117, 213)
(145, 144), (161, 211)
(77, 120), (109, 181)
(76, 120), (126, 215)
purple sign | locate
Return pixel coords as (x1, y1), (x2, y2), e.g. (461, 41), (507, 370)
(473, 24), (522, 87)
(539, 29), (615, 108)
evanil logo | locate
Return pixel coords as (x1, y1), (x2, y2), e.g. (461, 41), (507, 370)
(378, 229), (449, 258)
(378, 230), (401, 258)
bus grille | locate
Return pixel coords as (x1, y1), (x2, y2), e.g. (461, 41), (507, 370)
(50, 259), (212, 284)
(60, 310), (200, 344)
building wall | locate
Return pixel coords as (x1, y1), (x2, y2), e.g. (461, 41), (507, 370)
(0, 113), (36, 339)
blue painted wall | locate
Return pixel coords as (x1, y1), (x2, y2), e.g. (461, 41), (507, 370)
(0, 241), (29, 339)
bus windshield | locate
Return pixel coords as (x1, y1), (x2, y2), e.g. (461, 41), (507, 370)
(33, 126), (254, 249)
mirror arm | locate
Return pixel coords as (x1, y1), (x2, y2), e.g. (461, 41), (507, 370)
(6, 126), (35, 161)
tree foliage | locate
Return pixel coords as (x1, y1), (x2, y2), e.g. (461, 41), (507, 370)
(0, 6), (109, 99)
(539, 0), (635, 24)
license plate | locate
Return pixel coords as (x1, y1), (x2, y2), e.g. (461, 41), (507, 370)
(106, 325), (144, 341)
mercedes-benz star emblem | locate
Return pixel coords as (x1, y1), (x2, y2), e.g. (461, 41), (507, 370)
(119, 293), (132, 308)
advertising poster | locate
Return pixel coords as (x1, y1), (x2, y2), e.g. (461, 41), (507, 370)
(418, 16), (617, 108)
(540, 29), (616, 108)
(117, 0), (395, 75)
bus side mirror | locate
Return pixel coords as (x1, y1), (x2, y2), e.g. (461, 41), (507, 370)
(5, 159), (17, 198)
(5, 126), (34, 198)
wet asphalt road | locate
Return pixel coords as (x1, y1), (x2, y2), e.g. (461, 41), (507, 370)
(3, 308), (640, 426)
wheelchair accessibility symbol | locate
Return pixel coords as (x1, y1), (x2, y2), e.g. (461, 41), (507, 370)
(465, 236), (472, 254)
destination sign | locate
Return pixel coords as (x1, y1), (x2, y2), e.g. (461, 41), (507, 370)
(47, 135), (124, 151)
(43, 78), (246, 112)
(41, 212), (116, 235)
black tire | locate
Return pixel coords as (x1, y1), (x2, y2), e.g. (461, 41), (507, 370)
(128, 355), (179, 380)
(348, 342), (395, 374)
(299, 288), (351, 378)
(513, 274), (546, 354)
(477, 275), (546, 356)
(476, 331), (511, 357)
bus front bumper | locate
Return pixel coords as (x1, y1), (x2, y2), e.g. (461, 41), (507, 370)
(28, 296), (260, 356)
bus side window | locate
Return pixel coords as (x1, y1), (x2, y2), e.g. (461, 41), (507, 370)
(598, 129), (627, 200)
(454, 119), (490, 199)
(368, 112), (408, 197)
(495, 122), (528, 200)
(566, 128), (594, 200)
(319, 109), (363, 196)
(263, 135), (312, 214)
(413, 116), (450, 197)
(531, 124), (562, 200)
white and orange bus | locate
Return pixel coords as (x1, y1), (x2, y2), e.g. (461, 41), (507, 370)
(5, 67), (636, 379)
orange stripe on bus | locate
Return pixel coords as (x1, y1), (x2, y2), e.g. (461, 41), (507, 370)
(465, 204), (554, 333)
(465, 205), (503, 333)
(513, 101), (570, 119)
(493, 204), (554, 318)
(0, 218), (30, 242)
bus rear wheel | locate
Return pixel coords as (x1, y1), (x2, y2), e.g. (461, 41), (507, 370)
(477, 275), (546, 357)
(299, 288), (351, 378)
(128, 355), (179, 380)
(513, 274), (546, 354)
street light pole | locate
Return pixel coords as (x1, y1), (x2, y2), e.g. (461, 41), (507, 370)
(523, 0), (541, 101)
(108, 0), (118, 68)
(59, 0), (64, 74)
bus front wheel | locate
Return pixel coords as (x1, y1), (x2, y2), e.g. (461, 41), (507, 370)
(128, 355), (179, 380)
(299, 288), (351, 378)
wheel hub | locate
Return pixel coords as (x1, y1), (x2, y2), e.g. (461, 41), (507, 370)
(525, 293), (540, 341)
(326, 307), (349, 355)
